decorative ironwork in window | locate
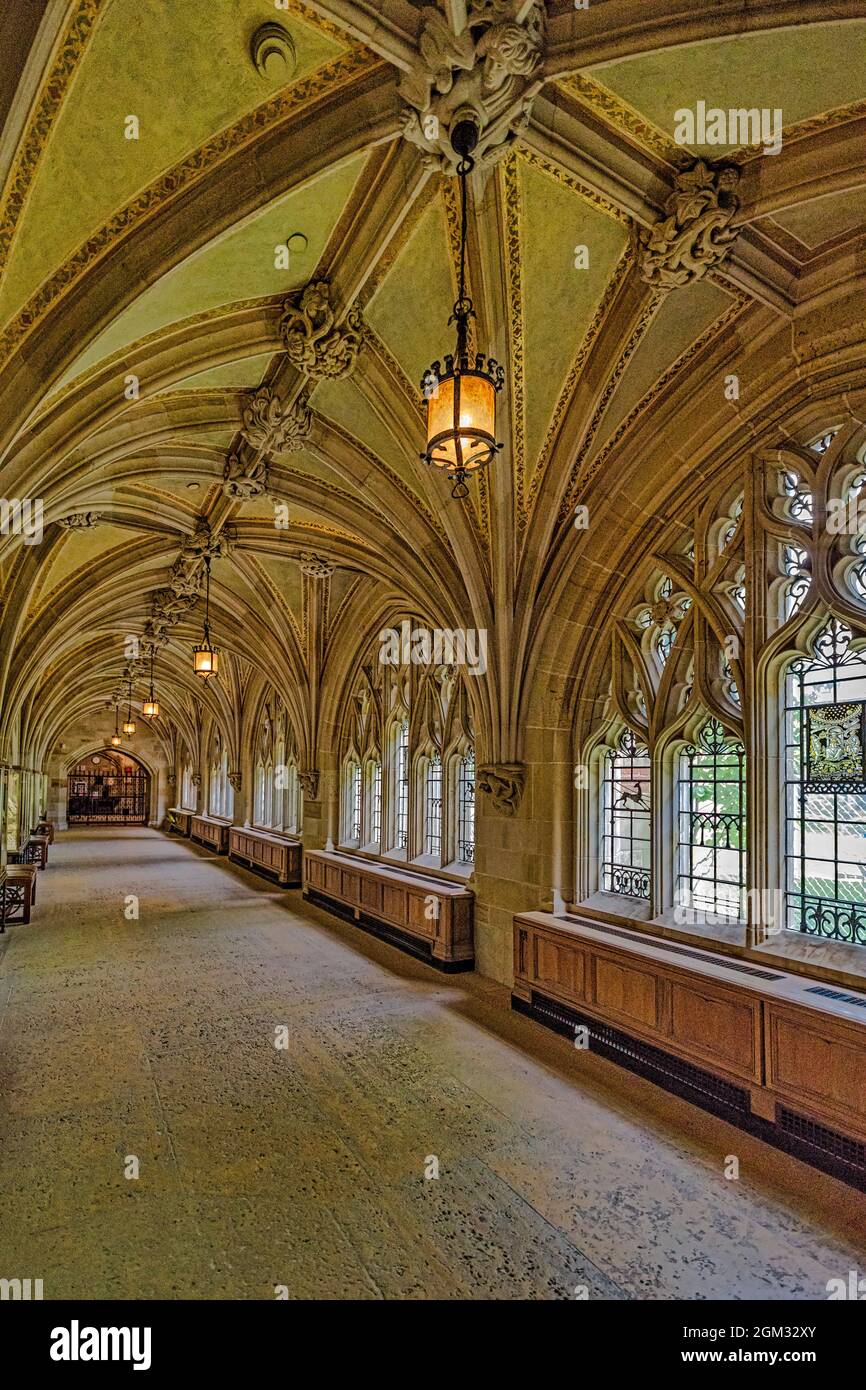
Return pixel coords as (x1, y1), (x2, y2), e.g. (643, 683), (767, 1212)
(677, 719), (746, 919)
(602, 729), (651, 899)
(786, 619), (866, 946)
(780, 470), (813, 522)
(424, 752), (442, 856)
(458, 749), (475, 863)
(810, 430), (837, 455)
(722, 658), (740, 706)
(395, 721), (409, 849)
(783, 543), (810, 620)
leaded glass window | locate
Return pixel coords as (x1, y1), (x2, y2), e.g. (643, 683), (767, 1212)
(785, 620), (866, 945)
(458, 749), (475, 863)
(424, 753), (442, 856)
(369, 761), (381, 843)
(677, 719), (746, 919)
(602, 729), (651, 899)
(346, 760), (361, 840)
(395, 721), (409, 849)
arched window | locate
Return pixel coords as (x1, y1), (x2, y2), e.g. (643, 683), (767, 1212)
(181, 762), (195, 810)
(424, 752), (442, 856)
(209, 736), (232, 818)
(601, 729), (650, 899)
(394, 720), (409, 849)
(366, 759), (381, 846)
(280, 760), (300, 833)
(344, 759), (361, 841)
(254, 760), (266, 823)
(785, 619), (866, 945)
(677, 719), (746, 919)
(457, 748), (475, 864)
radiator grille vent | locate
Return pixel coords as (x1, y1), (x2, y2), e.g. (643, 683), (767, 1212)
(527, 990), (750, 1116)
(805, 985), (866, 1010)
(778, 1107), (866, 1176)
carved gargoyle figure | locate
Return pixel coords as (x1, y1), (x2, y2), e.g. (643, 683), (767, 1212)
(639, 161), (741, 291)
(223, 451), (268, 500)
(58, 512), (101, 529)
(280, 281), (363, 380)
(399, 1), (545, 173)
(241, 386), (312, 455)
(477, 760), (526, 815)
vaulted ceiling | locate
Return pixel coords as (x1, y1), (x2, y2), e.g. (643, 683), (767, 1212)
(2, 0), (866, 771)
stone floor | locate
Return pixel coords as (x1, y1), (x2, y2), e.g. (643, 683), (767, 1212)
(1, 826), (865, 1300)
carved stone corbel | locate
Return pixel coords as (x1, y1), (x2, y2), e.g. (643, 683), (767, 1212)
(299, 770), (320, 800)
(399, 1), (545, 174)
(240, 386), (312, 456)
(280, 281), (363, 380)
(477, 760), (526, 815)
(222, 452), (268, 500)
(58, 512), (101, 529)
(298, 552), (334, 580)
(228, 771), (242, 793)
(638, 161), (741, 291)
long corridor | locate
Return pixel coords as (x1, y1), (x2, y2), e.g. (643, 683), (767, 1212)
(1, 827), (865, 1300)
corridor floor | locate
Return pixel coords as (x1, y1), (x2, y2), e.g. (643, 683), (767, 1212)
(1, 827), (865, 1300)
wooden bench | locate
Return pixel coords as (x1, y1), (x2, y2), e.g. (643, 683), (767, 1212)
(33, 819), (54, 844)
(230, 827), (302, 886)
(190, 815), (230, 854)
(167, 808), (192, 837)
(304, 849), (474, 971)
(0, 863), (37, 929)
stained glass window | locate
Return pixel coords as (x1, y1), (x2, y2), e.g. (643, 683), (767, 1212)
(677, 719), (746, 919)
(602, 729), (651, 899)
(786, 620), (866, 945)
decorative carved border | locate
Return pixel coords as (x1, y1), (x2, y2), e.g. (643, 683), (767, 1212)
(560, 74), (684, 168)
(0, 0), (109, 272)
(559, 292), (663, 523)
(243, 552), (302, 647)
(502, 153), (528, 535)
(563, 73), (866, 171)
(525, 244), (633, 516)
(518, 144), (632, 228)
(561, 287), (751, 520)
(0, 47), (379, 367)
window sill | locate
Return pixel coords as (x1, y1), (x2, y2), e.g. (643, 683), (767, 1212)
(336, 844), (473, 887)
(570, 899), (866, 993)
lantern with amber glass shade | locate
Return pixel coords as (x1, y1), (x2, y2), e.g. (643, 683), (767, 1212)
(142, 646), (160, 718)
(193, 554), (219, 679)
(122, 678), (136, 737)
(420, 116), (504, 499)
(110, 704), (122, 748)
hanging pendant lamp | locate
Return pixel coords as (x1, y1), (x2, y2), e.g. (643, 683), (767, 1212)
(142, 646), (160, 718)
(193, 554), (219, 678)
(111, 704), (122, 748)
(420, 116), (504, 499)
(122, 677), (136, 736)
